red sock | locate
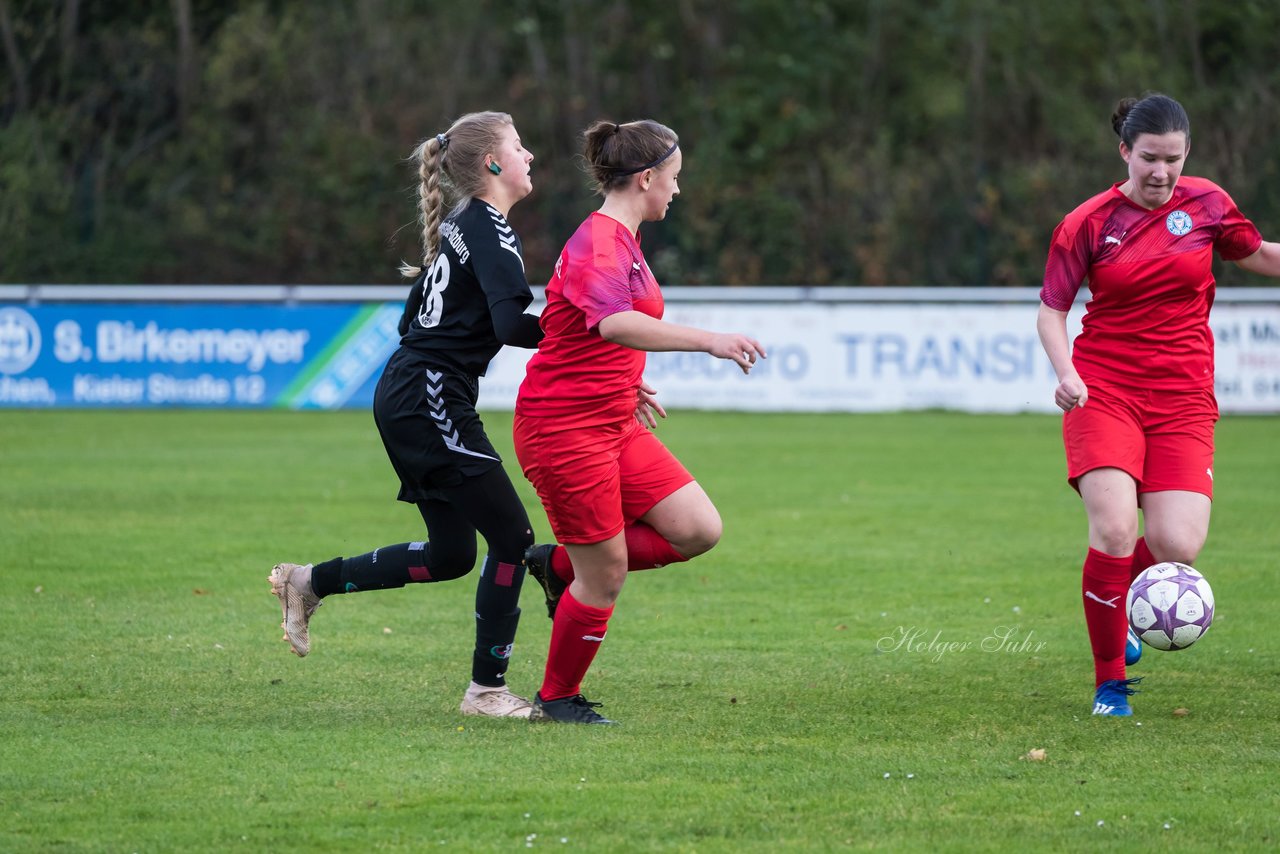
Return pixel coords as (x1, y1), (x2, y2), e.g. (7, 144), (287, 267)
(540, 588), (613, 701)
(546, 523), (687, 583)
(549, 546), (574, 583)
(1082, 548), (1131, 686)
(625, 521), (687, 570)
(1131, 536), (1157, 583)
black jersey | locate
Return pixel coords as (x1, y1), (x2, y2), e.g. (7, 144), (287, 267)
(400, 198), (534, 375)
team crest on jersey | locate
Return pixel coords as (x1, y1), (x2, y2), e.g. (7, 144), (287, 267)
(1166, 210), (1193, 236)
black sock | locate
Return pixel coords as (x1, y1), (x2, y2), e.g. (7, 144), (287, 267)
(310, 542), (471, 598)
(472, 610), (521, 687)
(309, 557), (345, 597)
(470, 554), (527, 686)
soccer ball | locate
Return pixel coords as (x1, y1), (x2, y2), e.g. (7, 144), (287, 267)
(1126, 562), (1215, 651)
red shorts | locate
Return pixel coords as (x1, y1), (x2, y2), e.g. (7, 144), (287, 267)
(1062, 381), (1218, 498)
(513, 415), (694, 544)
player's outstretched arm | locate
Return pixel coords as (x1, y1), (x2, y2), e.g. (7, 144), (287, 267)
(598, 310), (766, 374)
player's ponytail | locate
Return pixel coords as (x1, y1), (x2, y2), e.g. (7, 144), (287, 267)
(397, 136), (445, 334)
(399, 135), (446, 280)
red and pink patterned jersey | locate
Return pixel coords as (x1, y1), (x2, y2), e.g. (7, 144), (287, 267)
(517, 213), (664, 424)
(1042, 176), (1261, 389)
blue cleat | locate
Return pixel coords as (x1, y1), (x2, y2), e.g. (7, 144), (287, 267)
(1125, 626), (1143, 666)
(1092, 677), (1142, 716)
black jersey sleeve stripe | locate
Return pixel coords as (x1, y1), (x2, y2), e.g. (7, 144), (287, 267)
(471, 206), (534, 310)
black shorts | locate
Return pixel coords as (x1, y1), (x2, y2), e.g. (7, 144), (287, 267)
(373, 348), (503, 504)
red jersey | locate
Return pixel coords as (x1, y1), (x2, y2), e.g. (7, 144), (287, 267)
(516, 213), (664, 425)
(1041, 175), (1261, 389)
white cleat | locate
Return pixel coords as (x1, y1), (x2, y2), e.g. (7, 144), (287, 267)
(459, 682), (534, 718)
(268, 563), (321, 657)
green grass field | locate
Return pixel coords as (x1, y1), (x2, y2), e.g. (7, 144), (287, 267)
(2, 409), (1278, 852)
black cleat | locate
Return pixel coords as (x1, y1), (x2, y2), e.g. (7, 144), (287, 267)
(529, 692), (617, 725)
(523, 544), (566, 618)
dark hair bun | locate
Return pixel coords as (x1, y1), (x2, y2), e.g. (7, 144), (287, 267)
(1111, 97), (1138, 137)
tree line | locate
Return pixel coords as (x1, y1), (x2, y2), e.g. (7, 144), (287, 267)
(3, 0), (1280, 287)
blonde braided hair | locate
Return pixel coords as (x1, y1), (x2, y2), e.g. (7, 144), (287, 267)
(397, 135), (446, 279)
(399, 111), (513, 278)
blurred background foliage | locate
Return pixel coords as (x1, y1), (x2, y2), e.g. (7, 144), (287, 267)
(3, 0), (1280, 286)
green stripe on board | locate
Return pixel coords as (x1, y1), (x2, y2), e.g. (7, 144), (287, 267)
(273, 303), (383, 407)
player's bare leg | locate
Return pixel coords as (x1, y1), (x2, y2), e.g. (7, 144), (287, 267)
(1138, 490), (1211, 564)
(639, 481), (722, 559)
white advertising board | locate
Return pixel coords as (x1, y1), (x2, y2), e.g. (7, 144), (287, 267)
(480, 302), (1280, 414)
